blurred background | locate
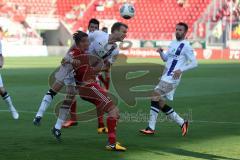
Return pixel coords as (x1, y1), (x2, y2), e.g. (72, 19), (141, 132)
(0, 0), (239, 59)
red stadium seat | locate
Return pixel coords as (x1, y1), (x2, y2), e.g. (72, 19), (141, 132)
(5, 0), (212, 40)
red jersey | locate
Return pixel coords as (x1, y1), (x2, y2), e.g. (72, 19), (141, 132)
(69, 47), (97, 84)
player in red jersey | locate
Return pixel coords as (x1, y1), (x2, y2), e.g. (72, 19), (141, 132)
(33, 18), (100, 126)
(64, 22), (128, 135)
(52, 31), (126, 151)
(62, 18), (101, 128)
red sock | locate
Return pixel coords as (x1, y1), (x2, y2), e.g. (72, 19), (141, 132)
(107, 117), (117, 144)
(98, 115), (105, 128)
(96, 103), (105, 128)
(70, 100), (77, 121)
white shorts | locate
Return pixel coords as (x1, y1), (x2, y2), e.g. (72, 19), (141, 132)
(154, 80), (178, 101)
(0, 74), (3, 87)
(54, 64), (76, 86)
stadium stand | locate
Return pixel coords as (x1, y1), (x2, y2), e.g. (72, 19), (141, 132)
(1, 0), (239, 40)
(7, 0), (55, 14)
(0, 1), (42, 44)
(56, 0), (211, 40)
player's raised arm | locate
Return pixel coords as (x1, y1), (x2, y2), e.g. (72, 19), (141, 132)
(181, 45), (198, 72)
(157, 47), (168, 62)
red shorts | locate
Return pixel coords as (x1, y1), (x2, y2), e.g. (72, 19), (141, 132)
(77, 82), (113, 111)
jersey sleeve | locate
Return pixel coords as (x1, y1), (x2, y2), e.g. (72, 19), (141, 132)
(160, 50), (169, 62)
(160, 42), (172, 62)
(181, 44), (198, 72)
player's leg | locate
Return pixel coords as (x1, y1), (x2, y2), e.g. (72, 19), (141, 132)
(79, 84), (126, 151)
(157, 81), (188, 136)
(52, 85), (76, 140)
(140, 80), (169, 134)
(104, 70), (110, 90)
(76, 78), (107, 132)
(33, 81), (62, 125)
(95, 73), (106, 133)
(159, 99), (188, 136)
(91, 85), (126, 151)
(140, 81), (188, 136)
(96, 70), (111, 132)
(78, 84), (107, 133)
(62, 99), (78, 128)
(139, 91), (161, 134)
(96, 106), (107, 133)
(104, 104), (126, 151)
(0, 74), (19, 119)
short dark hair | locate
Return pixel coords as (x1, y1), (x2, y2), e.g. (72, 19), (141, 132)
(73, 31), (88, 44)
(111, 22), (128, 33)
(88, 18), (100, 28)
(177, 22), (188, 32)
(102, 27), (108, 30)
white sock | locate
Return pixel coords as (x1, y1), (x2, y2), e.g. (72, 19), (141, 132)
(2, 93), (19, 119)
(55, 118), (64, 130)
(4, 95), (14, 109)
(36, 94), (53, 117)
(166, 109), (184, 127)
(148, 106), (159, 130)
(55, 108), (69, 130)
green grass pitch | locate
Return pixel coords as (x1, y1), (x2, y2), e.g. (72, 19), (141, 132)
(0, 56), (239, 160)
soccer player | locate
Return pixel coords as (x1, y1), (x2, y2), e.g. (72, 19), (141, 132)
(33, 18), (99, 126)
(52, 30), (127, 151)
(140, 22), (198, 136)
(62, 18), (100, 128)
(64, 22), (127, 133)
(0, 39), (19, 119)
(88, 18), (100, 33)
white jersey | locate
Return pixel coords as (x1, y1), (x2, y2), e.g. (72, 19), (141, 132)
(160, 40), (198, 84)
(88, 30), (119, 64)
(54, 48), (76, 85)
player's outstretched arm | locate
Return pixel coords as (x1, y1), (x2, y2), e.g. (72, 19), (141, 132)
(157, 47), (168, 62)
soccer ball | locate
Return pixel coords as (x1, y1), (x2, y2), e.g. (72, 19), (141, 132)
(120, 3), (135, 19)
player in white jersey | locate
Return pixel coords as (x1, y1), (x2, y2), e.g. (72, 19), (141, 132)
(88, 30), (119, 65)
(0, 40), (19, 119)
(33, 19), (100, 126)
(140, 22), (198, 136)
(64, 22), (128, 133)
